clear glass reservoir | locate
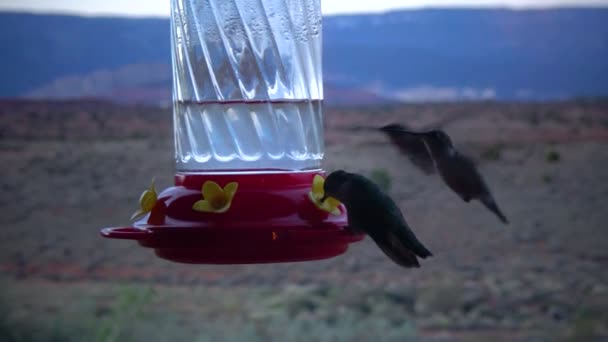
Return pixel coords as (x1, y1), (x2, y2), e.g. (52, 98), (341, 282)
(171, 0), (324, 172)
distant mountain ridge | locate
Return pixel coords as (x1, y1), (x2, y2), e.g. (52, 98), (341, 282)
(1, 8), (607, 103)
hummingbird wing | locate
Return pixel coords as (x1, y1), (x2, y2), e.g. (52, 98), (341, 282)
(387, 134), (436, 175)
(345, 175), (433, 268)
(349, 206), (425, 268)
(368, 230), (422, 268)
(364, 196), (433, 268)
(382, 198), (434, 259)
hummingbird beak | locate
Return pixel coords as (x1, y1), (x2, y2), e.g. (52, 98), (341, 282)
(378, 124), (425, 135)
(404, 130), (428, 136)
(348, 125), (377, 132)
(383, 128), (427, 137)
(378, 126), (396, 132)
(362, 126), (379, 131)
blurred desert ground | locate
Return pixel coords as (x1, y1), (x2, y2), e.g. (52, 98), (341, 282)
(1, 99), (607, 341)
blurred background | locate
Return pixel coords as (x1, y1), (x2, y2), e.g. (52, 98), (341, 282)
(1, 0), (607, 341)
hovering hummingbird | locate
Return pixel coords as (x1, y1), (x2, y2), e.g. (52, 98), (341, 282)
(321, 170), (432, 268)
(381, 126), (509, 224)
(379, 123), (436, 175)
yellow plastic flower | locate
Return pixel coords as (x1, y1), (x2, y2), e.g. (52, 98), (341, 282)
(308, 174), (341, 216)
(192, 181), (238, 213)
(131, 179), (158, 221)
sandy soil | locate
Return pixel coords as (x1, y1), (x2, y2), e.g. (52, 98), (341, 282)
(1, 100), (607, 341)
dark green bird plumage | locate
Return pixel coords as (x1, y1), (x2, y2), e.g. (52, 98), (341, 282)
(379, 126), (509, 224)
(379, 123), (436, 175)
(323, 170), (432, 268)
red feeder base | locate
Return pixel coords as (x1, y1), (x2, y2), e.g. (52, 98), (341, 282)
(101, 171), (364, 264)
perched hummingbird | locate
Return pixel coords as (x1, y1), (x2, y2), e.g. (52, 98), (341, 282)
(321, 170), (433, 268)
(379, 123), (436, 175)
(382, 127), (509, 224)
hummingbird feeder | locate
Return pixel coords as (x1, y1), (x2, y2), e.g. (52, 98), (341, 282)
(100, 0), (364, 264)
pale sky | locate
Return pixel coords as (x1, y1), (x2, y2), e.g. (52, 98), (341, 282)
(0, 0), (606, 17)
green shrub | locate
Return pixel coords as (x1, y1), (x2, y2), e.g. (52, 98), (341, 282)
(546, 150), (561, 163)
(369, 169), (392, 192)
(481, 144), (503, 161)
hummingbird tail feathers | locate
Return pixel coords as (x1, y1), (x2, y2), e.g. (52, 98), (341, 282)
(480, 194), (509, 224)
(397, 226), (433, 258)
(412, 240), (433, 258)
(376, 240), (421, 268)
(370, 231), (433, 268)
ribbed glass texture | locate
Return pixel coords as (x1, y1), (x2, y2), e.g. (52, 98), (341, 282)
(171, 0), (324, 172)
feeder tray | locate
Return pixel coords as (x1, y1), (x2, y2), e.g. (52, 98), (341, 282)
(101, 171), (364, 264)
